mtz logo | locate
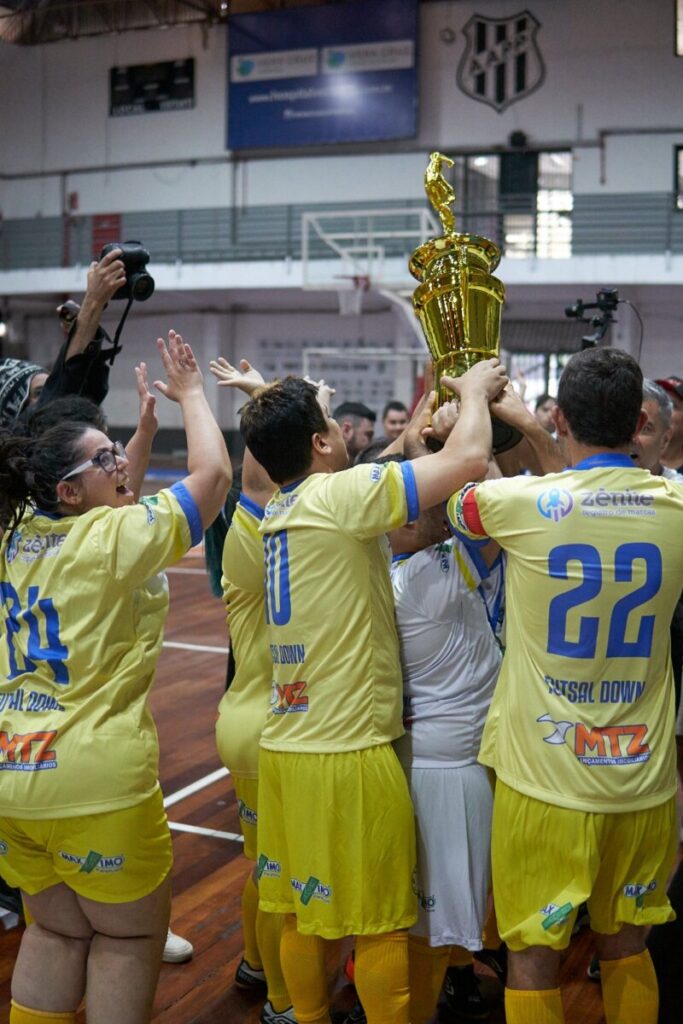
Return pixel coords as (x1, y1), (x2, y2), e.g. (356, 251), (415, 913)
(272, 681), (309, 715)
(0, 730), (58, 771)
(537, 715), (650, 766)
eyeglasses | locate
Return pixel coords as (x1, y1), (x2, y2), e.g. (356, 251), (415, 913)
(62, 440), (127, 480)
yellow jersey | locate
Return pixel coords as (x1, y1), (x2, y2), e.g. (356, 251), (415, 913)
(0, 483), (202, 818)
(449, 455), (683, 813)
(216, 496), (271, 779)
(259, 460), (418, 753)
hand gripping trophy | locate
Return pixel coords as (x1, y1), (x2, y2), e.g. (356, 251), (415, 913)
(411, 152), (520, 452)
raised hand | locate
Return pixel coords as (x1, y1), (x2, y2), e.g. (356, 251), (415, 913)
(134, 361), (158, 435)
(442, 359), (508, 403)
(154, 330), (203, 403)
(209, 357), (265, 396)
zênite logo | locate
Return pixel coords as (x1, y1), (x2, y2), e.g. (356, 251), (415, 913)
(537, 715), (650, 766)
(537, 488), (573, 522)
(0, 730), (58, 771)
(272, 681), (309, 715)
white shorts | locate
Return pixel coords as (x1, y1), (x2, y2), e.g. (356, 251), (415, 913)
(400, 760), (493, 948)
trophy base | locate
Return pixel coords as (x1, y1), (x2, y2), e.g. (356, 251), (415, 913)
(492, 419), (522, 455)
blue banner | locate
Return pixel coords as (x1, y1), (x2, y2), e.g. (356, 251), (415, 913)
(227, 0), (418, 150)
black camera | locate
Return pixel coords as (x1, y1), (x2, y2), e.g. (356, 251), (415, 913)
(565, 287), (619, 348)
(100, 241), (155, 302)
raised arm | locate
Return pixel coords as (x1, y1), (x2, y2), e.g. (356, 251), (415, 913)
(124, 362), (158, 501)
(491, 384), (564, 474)
(408, 359), (508, 511)
(155, 331), (232, 528)
(209, 357), (275, 506)
(65, 248), (127, 360)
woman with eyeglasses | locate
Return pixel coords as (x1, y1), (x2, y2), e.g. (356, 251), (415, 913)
(0, 331), (231, 1024)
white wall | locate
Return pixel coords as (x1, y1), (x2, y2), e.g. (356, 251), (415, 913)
(2, 0), (682, 221)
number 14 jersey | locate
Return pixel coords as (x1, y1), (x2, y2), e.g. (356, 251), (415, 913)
(450, 454), (683, 813)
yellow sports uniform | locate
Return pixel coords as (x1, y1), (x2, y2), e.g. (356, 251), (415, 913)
(0, 483), (202, 898)
(450, 454), (683, 946)
(215, 494), (270, 858)
(256, 461), (419, 937)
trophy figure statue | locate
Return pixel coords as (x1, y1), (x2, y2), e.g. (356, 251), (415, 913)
(410, 152), (520, 453)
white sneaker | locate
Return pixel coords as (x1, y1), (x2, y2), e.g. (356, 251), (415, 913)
(162, 928), (194, 963)
(260, 1001), (296, 1024)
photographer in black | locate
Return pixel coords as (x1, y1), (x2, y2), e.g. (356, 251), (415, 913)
(0, 247), (129, 430)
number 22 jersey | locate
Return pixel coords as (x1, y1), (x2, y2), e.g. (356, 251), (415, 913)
(450, 454), (683, 813)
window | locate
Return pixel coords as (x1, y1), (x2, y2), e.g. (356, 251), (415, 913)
(676, 147), (683, 208)
(677, 0), (683, 55)
(446, 150), (572, 258)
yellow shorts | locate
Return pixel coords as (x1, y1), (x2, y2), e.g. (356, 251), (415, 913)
(0, 788), (172, 904)
(491, 780), (678, 951)
(233, 774), (259, 861)
(257, 744), (417, 939)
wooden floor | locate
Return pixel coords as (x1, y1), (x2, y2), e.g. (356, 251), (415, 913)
(0, 547), (680, 1023)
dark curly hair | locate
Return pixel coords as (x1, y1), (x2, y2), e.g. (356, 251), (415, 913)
(0, 421), (90, 534)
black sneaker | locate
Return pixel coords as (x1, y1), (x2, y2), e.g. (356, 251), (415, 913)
(443, 964), (489, 1020)
(330, 1000), (367, 1024)
(586, 954), (601, 981)
(235, 957), (267, 992)
(473, 945), (507, 987)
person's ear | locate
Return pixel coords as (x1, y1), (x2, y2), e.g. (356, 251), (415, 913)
(55, 479), (82, 511)
(311, 432), (332, 457)
(632, 408), (648, 438)
(552, 405), (568, 437)
(660, 425), (673, 454)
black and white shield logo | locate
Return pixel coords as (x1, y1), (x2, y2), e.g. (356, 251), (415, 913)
(457, 11), (545, 113)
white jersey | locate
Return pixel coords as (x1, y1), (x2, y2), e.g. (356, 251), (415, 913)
(390, 538), (503, 768)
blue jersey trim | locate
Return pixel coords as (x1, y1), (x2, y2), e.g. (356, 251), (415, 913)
(280, 478), (305, 494)
(238, 493), (265, 521)
(449, 521), (489, 552)
(33, 508), (64, 520)
(391, 552), (413, 564)
(454, 529), (491, 581)
(401, 461), (420, 523)
(170, 481), (203, 547)
(572, 453), (635, 471)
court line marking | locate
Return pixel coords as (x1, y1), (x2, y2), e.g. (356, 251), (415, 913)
(168, 821), (244, 843)
(162, 640), (230, 654)
(163, 766), (231, 809)
(167, 567), (207, 576)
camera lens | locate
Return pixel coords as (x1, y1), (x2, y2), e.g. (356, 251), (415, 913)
(130, 272), (155, 302)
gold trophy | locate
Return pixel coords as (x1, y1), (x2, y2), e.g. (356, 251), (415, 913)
(410, 152), (520, 453)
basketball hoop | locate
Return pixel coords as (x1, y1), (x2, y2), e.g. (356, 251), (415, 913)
(336, 275), (370, 316)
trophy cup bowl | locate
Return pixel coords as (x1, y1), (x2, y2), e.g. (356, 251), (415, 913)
(411, 154), (521, 454)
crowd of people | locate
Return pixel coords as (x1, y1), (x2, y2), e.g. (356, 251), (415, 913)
(0, 310), (681, 1024)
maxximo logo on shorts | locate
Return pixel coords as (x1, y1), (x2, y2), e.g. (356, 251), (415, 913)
(291, 876), (332, 905)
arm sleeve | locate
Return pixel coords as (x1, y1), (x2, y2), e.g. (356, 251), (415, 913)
(86, 482), (202, 587)
(321, 460), (419, 541)
(447, 483), (490, 542)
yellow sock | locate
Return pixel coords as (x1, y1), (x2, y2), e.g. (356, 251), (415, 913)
(241, 873), (262, 970)
(256, 908), (290, 1013)
(504, 987), (565, 1024)
(449, 944), (474, 967)
(600, 949), (658, 1024)
(10, 1003), (76, 1024)
(408, 935), (450, 1024)
(355, 930), (409, 1024)
(280, 914), (330, 1024)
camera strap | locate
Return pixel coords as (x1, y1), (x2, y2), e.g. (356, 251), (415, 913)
(99, 296), (133, 366)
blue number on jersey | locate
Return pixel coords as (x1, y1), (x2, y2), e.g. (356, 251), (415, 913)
(264, 530), (292, 626)
(0, 582), (69, 684)
(547, 542), (662, 660)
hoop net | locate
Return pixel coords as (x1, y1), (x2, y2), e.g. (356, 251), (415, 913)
(336, 275), (370, 316)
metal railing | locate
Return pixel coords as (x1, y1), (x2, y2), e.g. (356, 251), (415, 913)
(1, 193), (682, 272)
